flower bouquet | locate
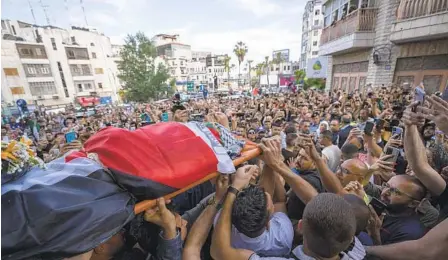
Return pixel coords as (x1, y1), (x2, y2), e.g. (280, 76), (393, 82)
(1, 137), (45, 185)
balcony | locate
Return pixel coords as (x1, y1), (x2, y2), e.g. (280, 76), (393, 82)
(319, 8), (378, 56)
(391, 0), (448, 44)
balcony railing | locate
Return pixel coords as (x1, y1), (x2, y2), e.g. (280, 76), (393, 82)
(397, 0), (448, 20)
(320, 8), (378, 45)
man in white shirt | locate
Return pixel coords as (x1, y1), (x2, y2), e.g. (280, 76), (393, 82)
(319, 130), (341, 172)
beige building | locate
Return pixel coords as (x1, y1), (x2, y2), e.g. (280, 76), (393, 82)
(320, 0), (448, 94)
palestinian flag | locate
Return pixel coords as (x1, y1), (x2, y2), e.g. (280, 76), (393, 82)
(2, 122), (238, 259)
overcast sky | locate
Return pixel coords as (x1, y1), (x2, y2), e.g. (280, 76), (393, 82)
(2, 0), (305, 64)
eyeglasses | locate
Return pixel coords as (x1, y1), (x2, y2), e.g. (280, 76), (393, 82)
(382, 182), (419, 201)
(248, 131), (256, 134)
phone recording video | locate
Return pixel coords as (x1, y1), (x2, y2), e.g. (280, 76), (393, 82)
(370, 197), (387, 216)
(385, 146), (400, 164)
(364, 121), (375, 136)
(65, 132), (77, 143)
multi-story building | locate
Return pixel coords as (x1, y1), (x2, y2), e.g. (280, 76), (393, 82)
(152, 34), (192, 85)
(188, 51), (209, 88)
(301, 0), (324, 69)
(1, 20), (121, 108)
(319, 0), (448, 94)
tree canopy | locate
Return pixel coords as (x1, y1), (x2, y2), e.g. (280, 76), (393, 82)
(117, 32), (173, 102)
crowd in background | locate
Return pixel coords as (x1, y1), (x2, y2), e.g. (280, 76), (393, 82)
(2, 84), (448, 260)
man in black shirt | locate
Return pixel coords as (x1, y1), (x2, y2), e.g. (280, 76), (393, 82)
(287, 148), (324, 220)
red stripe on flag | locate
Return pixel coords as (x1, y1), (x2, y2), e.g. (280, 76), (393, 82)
(79, 123), (218, 189)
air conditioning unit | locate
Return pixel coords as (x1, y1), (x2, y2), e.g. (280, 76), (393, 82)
(90, 91), (97, 96)
(52, 95), (59, 99)
(37, 96), (44, 100)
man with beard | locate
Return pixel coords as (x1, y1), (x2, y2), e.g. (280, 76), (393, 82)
(422, 122), (436, 148)
(286, 147), (324, 220)
(365, 175), (427, 245)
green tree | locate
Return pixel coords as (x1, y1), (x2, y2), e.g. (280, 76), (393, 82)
(294, 69), (325, 90)
(255, 63), (264, 86)
(117, 32), (172, 102)
(273, 52), (285, 86)
(265, 56), (270, 87)
(233, 41), (248, 86)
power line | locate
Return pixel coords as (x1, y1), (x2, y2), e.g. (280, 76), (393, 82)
(38, 0), (51, 25)
(27, 0), (37, 24)
(80, 0), (89, 26)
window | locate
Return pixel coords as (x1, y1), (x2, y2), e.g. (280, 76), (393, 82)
(67, 50), (75, 58)
(71, 36), (76, 44)
(90, 42), (95, 46)
(287, 66), (290, 70)
(11, 25), (16, 35)
(27, 67), (37, 75)
(92, 52), (97, 58)
(35, 48), (42, 56)
(1, 20), (6, 30)
(313, 41), (318, 46)
(51, 38), (57, 50)
(41, 67), (50, 74)
(85, 83), (93, 90)
(57, 61), (69, 97)
(3, 68), (19, 76)
(284, 66), (287, 70)
(98, 83), (103, 89)
(95, 68), (104, 74)
(81, 65), (91, 75)
(314, 30), (318, 36)
(315, 9), (320, 15)
(28, 81), (57, 96)
(10, 87), (25, 95)
(314, 20), (319, 26)
(312, 51), (319, 55)
(77, 84), (83, 92)
(21, 48), (31, 55)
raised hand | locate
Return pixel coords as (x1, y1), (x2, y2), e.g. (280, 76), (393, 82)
(419, 95), (448, 134)
(259, 137), (283, 168)
(232, 165), (260, 191)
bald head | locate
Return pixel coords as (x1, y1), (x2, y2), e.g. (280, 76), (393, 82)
(342, 159), (369, 175)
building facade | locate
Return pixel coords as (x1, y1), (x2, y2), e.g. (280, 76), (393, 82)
(1, 20), (121, 108)
(301, 0), (324, 69)
(320, 0), (448, 94)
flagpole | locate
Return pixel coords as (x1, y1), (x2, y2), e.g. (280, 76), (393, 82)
(134, 146), (261, 214)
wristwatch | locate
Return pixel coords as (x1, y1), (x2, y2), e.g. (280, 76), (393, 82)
(227, 186), (240, 196)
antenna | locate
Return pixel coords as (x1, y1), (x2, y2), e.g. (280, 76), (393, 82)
(27, 0), (37, 24)
(80, 0), (89, 26)
(38, 0), (51, 25)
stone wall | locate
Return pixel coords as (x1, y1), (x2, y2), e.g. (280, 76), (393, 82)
(366, 0), (401, 87)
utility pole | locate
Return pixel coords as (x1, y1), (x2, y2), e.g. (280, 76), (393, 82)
(247, 60), (253, 88)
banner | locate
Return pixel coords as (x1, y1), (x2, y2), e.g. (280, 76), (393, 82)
(306, 56), (328, 79)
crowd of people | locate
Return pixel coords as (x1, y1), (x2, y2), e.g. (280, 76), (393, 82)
(1, 84), (448, 260)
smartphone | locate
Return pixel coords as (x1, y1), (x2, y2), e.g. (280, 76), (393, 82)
(375, 118), (386, 131)
(364, 121), (375, 135)
(413, 86), (426, 112)
(65, 131), (77, 143)
(370, 197), (387, 216)
(161, 112), (169, 122)
(385, 146), (400, 164)
(392, 126), (403, 138)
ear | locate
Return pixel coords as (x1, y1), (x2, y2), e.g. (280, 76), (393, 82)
(297, 219), (303, 233)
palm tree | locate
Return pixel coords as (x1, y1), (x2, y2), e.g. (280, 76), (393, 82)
(273, 52), (284, 87)
(255, 63), (264, 86)
(247, 60), (253, 87)
(233, 41), (248, 87)
(224, 55), (231, 88)
(265, 56), (270, 88)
